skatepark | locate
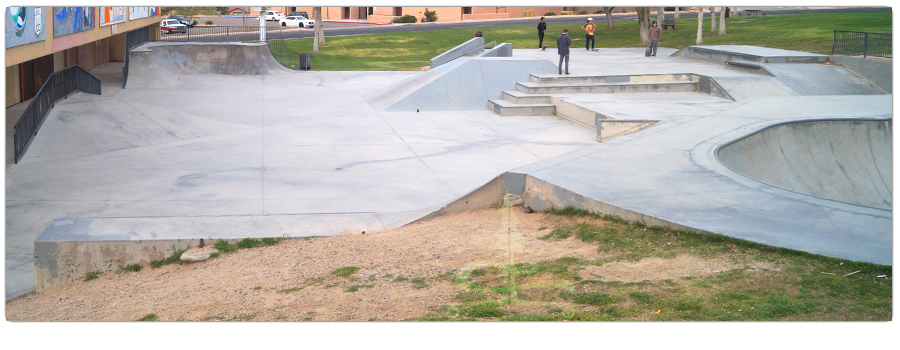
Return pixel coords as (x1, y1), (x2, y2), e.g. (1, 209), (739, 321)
(5, 39), (892, 299)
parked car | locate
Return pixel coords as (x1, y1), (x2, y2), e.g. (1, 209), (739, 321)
(280, 16), (315, 28)
(288, 11), (309, 19)
(167, 15), (195, 27)
(264, 11), (285, 21)
(160, 19), (187, 34)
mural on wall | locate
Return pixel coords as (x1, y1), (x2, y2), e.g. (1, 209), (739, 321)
(5, 7), (45, 48)
(100, 6), (126, 26)
(53, 7), (95, 37)
(149, 7), (159, 16)
(129, 7), (148, 20)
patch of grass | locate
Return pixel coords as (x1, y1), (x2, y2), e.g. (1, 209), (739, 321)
(539, 226), (572, 241)
(393, 275), (409, 283)
(278, 287), (302, 293)
(345, 284), (375, 292)
(137, 313), (158, 321)
(118, 263), (143, 273)
(410, 277), (428, 289)
(572, 292), (623, 307)
(461, 302), (507, 318)
(83, 271), (101, 282)
(150, 244), (190, 268)
(331, 266), (360, 278)
(280, 12), (891, 71)
(213, 239), (238, 253)
(533, 257), (587, 281)
(252, 286), (262, 290)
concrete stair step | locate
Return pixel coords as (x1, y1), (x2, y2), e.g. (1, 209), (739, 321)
(530, 73), (696, 85)
(502, 90), (551, 104)
(488, 99), (556, 116)
(516, 81), (699, 94)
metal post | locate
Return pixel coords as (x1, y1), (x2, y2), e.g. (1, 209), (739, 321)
(863, 33), (868, 58)
(259, 7), (267, 42)
(832, 30), (836, 55)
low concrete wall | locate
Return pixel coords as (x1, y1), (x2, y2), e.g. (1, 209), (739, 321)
(430, 37), (485, 68)
(830, 55), (892, 93)
(411, 174), (506, 223)
(550, 96), (602, 130)
(597, 119), (658, 142)
(479, 43), (513, 57)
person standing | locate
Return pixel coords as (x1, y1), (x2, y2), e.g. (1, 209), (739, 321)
(581, 18), (596, 50)
(557, 29), (571, 74)
(537, 16), (547, 48)
(648, 21), (661, 56)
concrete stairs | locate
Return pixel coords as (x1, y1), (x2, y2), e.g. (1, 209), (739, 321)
(487, 90), (555, 116)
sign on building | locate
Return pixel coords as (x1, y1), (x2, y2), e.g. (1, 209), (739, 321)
(6, 7), (46, 48)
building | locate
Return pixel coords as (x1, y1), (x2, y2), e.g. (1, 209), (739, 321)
(5, 7), (161, 107)
(253, 6), (615, 24)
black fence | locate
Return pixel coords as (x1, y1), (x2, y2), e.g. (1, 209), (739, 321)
(122, 26), (152, 88)
(13, 65), (101, 164)
(833, 30), (892, 58)
(153, 25), (311, 70)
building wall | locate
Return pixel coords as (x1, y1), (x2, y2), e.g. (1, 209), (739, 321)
(6, 65), (20, 107)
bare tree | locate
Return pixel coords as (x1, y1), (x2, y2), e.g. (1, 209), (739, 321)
(696, 7), (704, 44)
(719, 6), (727, 35)
(657, 7), (665, 23)
(602, 7), (615, 28)
(313, 7), (325, 53)
(711, 7), (717, 31)
(675, 7), (680, 18)
(636, 7), (651, 44)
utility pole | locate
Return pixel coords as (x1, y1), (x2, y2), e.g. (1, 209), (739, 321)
(259, 6), (266, 42)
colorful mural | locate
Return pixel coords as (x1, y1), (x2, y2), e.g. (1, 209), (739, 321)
(5, 7), (46, 48)
(129, 7), (148, 20)
(149, 7), (159, 16)
(53, 7), (95, 37)
(100, 6), (126, 26)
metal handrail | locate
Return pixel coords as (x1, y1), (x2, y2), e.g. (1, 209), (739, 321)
(13, 65), (101, 163)
(832, 30), (892, 58)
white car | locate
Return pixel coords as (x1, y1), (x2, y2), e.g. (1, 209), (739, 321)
(159, 19), (187, 34)
(264, 11), (285, 21)
(280, 16), (314, 28)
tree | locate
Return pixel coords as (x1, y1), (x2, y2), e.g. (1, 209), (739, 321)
(636, 7), (651, 44)
(711, 7), (717, 31)
(657, 7), (665, 23)
(602, 7), (615, 28)
(313, 7), (325, 53)
(675, 7), (680, 18)
(696, 7), (704, 44)
(719, 7), (727, 35)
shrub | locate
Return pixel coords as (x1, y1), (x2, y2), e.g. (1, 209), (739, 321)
(392, 14), (417, 23)
(204, 20), (213, 25)
(544, 12), (557, 16)
(84, 271), (101, 282)
(423, 8), (438, 22)
(577, 10), (589, 15)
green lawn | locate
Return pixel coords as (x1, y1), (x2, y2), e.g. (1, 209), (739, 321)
(273, 11), (891, 71)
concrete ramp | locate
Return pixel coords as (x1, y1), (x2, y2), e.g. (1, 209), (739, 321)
(126, 42), (293, 88)
(763, 64), (887, 96)
(717, 119), (892, 210)
(364, 57), (559, 112)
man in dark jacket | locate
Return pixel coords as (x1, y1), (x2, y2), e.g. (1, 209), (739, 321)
(557, 29), (571, 74)
(537, 17), (547, 48)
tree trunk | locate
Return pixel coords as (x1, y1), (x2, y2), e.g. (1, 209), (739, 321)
(657, 7), (665, 23)
(675, 7), (680, 18)
(636, 7), (651, 44)
(315, 8), (325, 45)
(711, 7), (717, 31)
(603, 7), (615, 28)
(719, 7), (727, 35)
(696, 7), (703, 44)
(313, 7), (320, 52)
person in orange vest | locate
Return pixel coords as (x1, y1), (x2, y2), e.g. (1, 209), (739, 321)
(581, 17), (596, 50)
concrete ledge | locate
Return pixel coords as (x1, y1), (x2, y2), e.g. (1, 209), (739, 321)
(551, 96), (604, 130)
(517, 81), (699, 94)
(411, 174), (507, 223)
(672, 45), (829, 64)
(725, 60), (776, 76)
(597, 119), (659, 142)
(523, 175), (708, 233)
(479, 43), (513, 57)
(430, 37), (484, 68)
(531, 73), (697, 84)
(829, 55), (892, 93)
(502, 90), (550, 104)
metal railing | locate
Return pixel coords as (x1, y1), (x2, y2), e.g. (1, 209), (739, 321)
(122, 26), (152, 88)
(153, 25), (311, 70)
(833, 30), (892, 58)
(13, 65), (101, 163)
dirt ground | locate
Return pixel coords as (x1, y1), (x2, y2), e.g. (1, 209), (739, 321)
(6, 206), (744, 321)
